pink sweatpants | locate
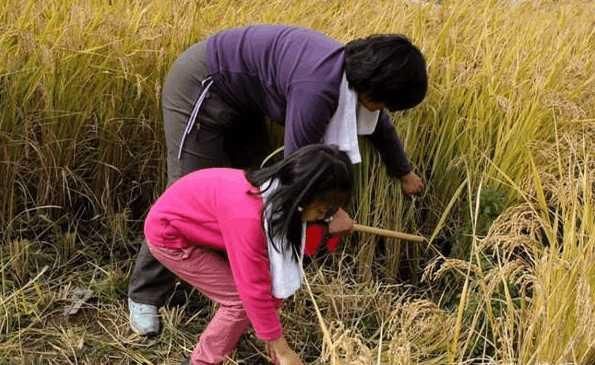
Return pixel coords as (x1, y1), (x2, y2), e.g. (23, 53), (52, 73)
(148, 243), (251, 365)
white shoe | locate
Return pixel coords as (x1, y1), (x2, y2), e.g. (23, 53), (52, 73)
(128, 298), (160, 336)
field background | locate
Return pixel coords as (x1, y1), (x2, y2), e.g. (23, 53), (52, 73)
(1, 0), (593, 364)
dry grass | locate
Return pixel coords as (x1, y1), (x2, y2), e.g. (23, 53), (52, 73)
(1, 0), (593, 364)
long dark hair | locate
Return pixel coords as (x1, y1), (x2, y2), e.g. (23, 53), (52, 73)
(344, 34), (427, 111)
(246, 144), (353, 261)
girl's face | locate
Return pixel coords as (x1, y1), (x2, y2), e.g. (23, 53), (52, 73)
(301, 199), (338, 222)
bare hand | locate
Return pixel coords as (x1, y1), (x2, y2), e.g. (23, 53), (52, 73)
(266, 337), (304, 365)
(276, 350), (304, 365)
(328, 208), (354, 235)
(400, 172), (424, 196)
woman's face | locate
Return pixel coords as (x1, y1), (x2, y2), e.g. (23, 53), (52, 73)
(358, 94), (385, 112)
(301, 199), (339, 223)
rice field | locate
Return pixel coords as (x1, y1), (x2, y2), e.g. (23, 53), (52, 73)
(1, 0), (593, 364)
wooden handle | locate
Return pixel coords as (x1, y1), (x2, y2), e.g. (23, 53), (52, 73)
(352, 224), (425, 242)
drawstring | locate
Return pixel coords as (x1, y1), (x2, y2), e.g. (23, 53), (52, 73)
(177, 77), (214, 159)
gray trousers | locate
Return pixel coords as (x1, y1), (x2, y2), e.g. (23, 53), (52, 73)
(128, 41), (271, 306)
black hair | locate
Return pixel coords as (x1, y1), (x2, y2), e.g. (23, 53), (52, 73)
(245, 144), (353, 261)
(344, 34), (428, 111)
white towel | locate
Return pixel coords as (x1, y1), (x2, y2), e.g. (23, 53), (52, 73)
(323, 73), (380, 164)
(260, 179), (306, 299)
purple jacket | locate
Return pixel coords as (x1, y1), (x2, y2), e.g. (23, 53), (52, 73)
(207, 25), (412, 177)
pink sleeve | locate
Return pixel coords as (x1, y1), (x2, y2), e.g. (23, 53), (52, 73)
(219, 216), (283, 341)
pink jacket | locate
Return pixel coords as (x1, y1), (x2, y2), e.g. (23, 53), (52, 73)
(144, 168), (282, 340)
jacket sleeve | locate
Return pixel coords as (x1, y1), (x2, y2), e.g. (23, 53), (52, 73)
(366, 111), (412, 177)
(218, 216), (283, 341)
(283, 83), (338, 156)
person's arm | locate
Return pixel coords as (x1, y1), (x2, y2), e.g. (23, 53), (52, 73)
(219, 216), (283, 341)
(283, 83), (338, 156)
(367, 111), (424, 195)
(219, 216), (303, 364)
(366, 111), (412, 178)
